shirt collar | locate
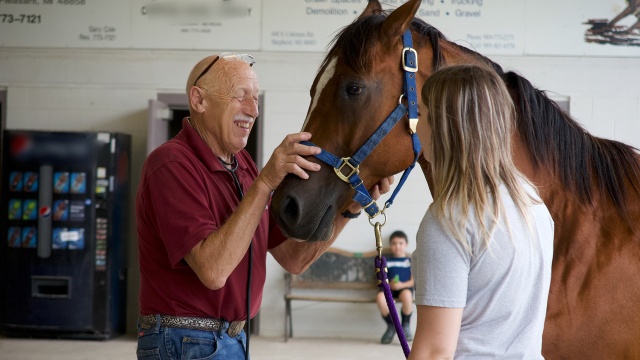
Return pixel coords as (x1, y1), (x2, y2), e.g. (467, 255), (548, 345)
(179, 117), (250, 173)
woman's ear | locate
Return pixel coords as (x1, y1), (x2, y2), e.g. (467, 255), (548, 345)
(189, 86), (206, 114)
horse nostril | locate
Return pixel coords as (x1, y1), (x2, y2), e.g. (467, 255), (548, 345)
(282, 195), (300, 225)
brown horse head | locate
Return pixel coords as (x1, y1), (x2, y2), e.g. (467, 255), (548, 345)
(270, 0), (425, 241)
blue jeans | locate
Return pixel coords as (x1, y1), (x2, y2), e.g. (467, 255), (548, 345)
(136, 315), (248, 360)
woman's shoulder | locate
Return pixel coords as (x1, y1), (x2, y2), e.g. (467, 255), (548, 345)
(419, 206), (460, 239)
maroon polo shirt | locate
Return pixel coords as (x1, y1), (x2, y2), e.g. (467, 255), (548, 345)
(136, 118), (286, 321)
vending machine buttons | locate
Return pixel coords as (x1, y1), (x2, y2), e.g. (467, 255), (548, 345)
(95, 217), (108, 271)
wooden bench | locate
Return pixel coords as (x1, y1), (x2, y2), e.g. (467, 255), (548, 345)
(283, 247), (389, 341)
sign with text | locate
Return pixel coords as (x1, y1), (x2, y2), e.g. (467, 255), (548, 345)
(0, 0), (261, 50)
(0, 0), (638, 56)
(130, 0), (261, 50)
(262, 0), (524, 55)
(262, 0), (362, 52)
(0, 0), (130, 48)
(411, 0), (525, 55)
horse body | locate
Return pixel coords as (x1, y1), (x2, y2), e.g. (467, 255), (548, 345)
(507, 73), (640, 357)
(544, 190), (640, 358)
(270, 0), (640, 357)
(515, 132), (640, 358)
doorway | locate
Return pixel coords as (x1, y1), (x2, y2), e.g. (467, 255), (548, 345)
(150, 93), (263, 167)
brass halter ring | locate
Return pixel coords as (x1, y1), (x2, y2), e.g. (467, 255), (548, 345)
(369, 207), (387, 227)
(374, 222), (385, 259)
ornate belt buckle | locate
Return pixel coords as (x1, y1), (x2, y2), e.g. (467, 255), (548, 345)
(227, 320), (245, 337)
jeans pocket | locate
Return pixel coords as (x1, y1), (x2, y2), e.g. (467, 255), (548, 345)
(181, 336), (217, 360)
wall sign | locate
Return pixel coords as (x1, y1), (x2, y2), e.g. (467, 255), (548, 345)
(0, 0), (261, 50)
(262, 0), (525, 55)
(0, 0), (638, 56)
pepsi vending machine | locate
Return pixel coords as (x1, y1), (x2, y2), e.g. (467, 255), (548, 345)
(0, 130), (130, 339)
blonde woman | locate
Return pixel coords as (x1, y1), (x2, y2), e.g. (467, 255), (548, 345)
(409, 65), (554, 359)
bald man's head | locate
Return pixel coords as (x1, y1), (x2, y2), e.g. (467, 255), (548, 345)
(186, 53), (256, 95)
(186, 55), (219, 95)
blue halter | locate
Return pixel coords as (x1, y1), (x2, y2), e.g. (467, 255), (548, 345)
(301, 30), (422, 219)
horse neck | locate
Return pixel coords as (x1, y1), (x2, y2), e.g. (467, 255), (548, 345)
(509, 92), (640, 262)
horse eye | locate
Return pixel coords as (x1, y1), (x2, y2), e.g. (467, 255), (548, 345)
(346, 85), (363, 97)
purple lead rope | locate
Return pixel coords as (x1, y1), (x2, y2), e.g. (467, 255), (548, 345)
(376, 255), (411, 358)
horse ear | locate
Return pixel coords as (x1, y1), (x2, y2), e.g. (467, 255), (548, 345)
(380, 0), (421, 44)
(358, 0), (383, 19)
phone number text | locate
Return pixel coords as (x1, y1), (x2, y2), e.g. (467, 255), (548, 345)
(0, 14), (41, 23)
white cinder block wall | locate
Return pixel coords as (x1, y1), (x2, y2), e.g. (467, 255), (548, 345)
(1, 46), (639, 339)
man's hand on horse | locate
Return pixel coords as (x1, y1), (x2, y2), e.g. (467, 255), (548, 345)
(258, 132), (321, 192)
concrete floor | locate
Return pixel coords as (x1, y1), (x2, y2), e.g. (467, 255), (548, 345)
(0, 334), (411, 360)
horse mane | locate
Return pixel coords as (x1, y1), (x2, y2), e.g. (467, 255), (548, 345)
(504, 72), (640, 216)
(447, 38), (640, 220)
(327, 12), (640, 222)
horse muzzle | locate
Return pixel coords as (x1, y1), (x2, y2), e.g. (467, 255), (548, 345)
(270, 172), (350, 242)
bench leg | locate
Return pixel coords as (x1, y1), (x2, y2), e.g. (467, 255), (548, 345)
(284, 298), (291, 342)
(288, 301), (293, 340)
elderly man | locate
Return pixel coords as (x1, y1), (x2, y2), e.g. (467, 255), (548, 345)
(135, 53), (391, 360)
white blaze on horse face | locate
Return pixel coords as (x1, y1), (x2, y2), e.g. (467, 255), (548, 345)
(302, 57), (337, 131)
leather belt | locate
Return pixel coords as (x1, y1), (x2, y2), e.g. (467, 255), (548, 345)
(139, 314), (246, 337)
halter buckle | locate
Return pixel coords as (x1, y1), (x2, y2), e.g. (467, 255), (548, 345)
(402, 47), (418, 73)
(334, 157), (359, 183)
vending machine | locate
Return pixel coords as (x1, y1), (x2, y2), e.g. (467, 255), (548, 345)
(0, 130), (130, 339)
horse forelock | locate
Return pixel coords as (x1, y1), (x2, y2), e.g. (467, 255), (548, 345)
(325, 14), (386, 73)
(326, 13), (454, 74)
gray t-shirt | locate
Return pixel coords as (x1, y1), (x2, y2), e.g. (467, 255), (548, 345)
(413, 182), (554, 359)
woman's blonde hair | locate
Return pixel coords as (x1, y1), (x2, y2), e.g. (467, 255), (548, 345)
(421, 64), (537, 251)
